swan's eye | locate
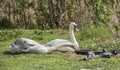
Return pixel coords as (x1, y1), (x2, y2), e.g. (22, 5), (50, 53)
(24, 41), (26, 43)
(74, 25), (77, 28)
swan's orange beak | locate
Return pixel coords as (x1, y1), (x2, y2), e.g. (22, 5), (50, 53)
(75, 28), (79, 31)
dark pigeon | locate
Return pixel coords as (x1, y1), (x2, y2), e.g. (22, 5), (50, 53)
(87, 50), (95, 59)
(102, 49), (111, 58)
(111, 48), (118, 55)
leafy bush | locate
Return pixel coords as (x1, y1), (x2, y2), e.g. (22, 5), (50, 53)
(0, 18), (17, 29)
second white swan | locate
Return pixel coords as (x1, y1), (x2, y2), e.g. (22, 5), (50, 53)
(44, 22), (80, 52)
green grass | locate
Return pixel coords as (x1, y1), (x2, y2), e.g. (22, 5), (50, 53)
(0, 28), (120, 70)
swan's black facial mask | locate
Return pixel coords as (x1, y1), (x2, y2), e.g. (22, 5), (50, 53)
(74, 25), (79, 31)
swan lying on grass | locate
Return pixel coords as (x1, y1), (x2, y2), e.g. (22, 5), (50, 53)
(9, 22), (80, 54)
(9, 38), (79, 54)
(45, 22), (80, 52)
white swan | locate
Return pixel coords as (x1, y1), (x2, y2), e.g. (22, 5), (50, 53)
(9, 38), (78, 54)
(44, 22), (80, 52)
(9, 22), (80, 53)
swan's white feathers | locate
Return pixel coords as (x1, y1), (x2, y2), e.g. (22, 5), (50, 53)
(44, 39), (71, 47)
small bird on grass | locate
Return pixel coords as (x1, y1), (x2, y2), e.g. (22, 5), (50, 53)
(102, 49), (111, 58)
(111, 48), (118, 55)
(87, 49), (95, 59)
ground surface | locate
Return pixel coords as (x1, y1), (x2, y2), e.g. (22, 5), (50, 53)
(0, 29), (120, 70)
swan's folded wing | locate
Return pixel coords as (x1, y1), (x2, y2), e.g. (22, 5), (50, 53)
(22, 38), (40, 47)
(44, 39), (71, 47)
(14, 38), (40, 49)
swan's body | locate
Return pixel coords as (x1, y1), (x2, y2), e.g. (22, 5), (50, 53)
(9, 22), (80, 53)
(45, 22), (79, 52)
(45, 39), (75, 52)
(45, 39), (71, 47)
(9, 38), (78, 54)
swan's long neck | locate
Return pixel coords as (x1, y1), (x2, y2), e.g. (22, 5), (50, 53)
(69, 25), (79, 48)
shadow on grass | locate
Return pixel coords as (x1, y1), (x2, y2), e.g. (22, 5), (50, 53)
(3, 51), (28, 55)
(2, 51), (52, 55)
(3, 51), (69, 55)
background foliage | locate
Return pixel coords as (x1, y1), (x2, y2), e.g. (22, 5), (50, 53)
(0, 0), (119, 29)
